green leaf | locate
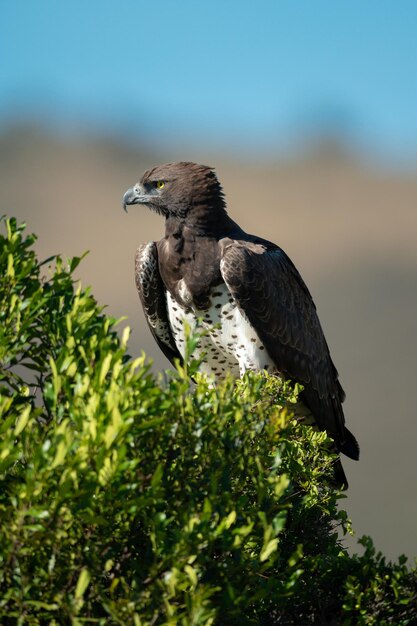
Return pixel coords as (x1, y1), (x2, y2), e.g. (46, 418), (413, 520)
(14, 405), (31, 436)
(75, 568), (91, 599)
(260, 538), (278, 562)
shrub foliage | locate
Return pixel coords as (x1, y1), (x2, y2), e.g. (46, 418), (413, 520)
(0, 217), (416, 625)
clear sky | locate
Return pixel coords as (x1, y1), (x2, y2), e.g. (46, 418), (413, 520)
(1, 0), (417, 162)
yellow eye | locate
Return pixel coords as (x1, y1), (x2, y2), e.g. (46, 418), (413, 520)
(156, 180), (165, 189)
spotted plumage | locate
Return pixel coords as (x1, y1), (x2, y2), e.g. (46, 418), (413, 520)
(124, 161), (359, 487)
(166, 282), (276, 378)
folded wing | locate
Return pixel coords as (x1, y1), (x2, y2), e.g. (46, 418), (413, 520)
(135, 242), (182, 365)
(220, 239), (359, 460)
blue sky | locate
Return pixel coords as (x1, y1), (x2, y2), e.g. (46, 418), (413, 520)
(1, 0), (417, 162)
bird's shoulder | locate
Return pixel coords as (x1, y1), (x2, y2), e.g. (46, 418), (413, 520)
(219, 233), (313, 301)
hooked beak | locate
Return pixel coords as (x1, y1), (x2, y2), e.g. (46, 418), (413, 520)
(122, 184), (152, 213)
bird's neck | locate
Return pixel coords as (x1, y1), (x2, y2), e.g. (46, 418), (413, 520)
(165, 207), (243, 239)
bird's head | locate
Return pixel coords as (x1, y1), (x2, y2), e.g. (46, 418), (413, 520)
(123, 161), (226, 222)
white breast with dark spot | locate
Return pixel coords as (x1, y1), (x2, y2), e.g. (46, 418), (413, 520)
(166, 282), (276, 380)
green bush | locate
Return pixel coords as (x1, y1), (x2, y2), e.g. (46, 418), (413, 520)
(0, 217), (416, 625)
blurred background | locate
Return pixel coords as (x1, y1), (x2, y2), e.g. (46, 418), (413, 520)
(1, 1), (416, 560)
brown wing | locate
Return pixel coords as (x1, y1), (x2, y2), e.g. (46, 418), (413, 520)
(220, 239), (359, 459)
(135, 242), (182, 366)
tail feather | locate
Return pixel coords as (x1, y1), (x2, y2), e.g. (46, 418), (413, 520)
(340, 428), (360, 461)
(333, 458), (349, 490)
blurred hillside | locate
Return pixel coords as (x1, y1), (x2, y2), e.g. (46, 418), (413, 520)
(1, 126), (416, 560)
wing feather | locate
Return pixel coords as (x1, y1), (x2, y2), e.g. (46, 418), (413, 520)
(135, 242), (182, 365)
(220, 239), (358, 459)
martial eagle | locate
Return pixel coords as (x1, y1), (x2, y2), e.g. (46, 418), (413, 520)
(123, 161), (359, 487)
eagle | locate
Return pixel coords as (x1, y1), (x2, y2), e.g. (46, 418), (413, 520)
(123, 161), (359, 487)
